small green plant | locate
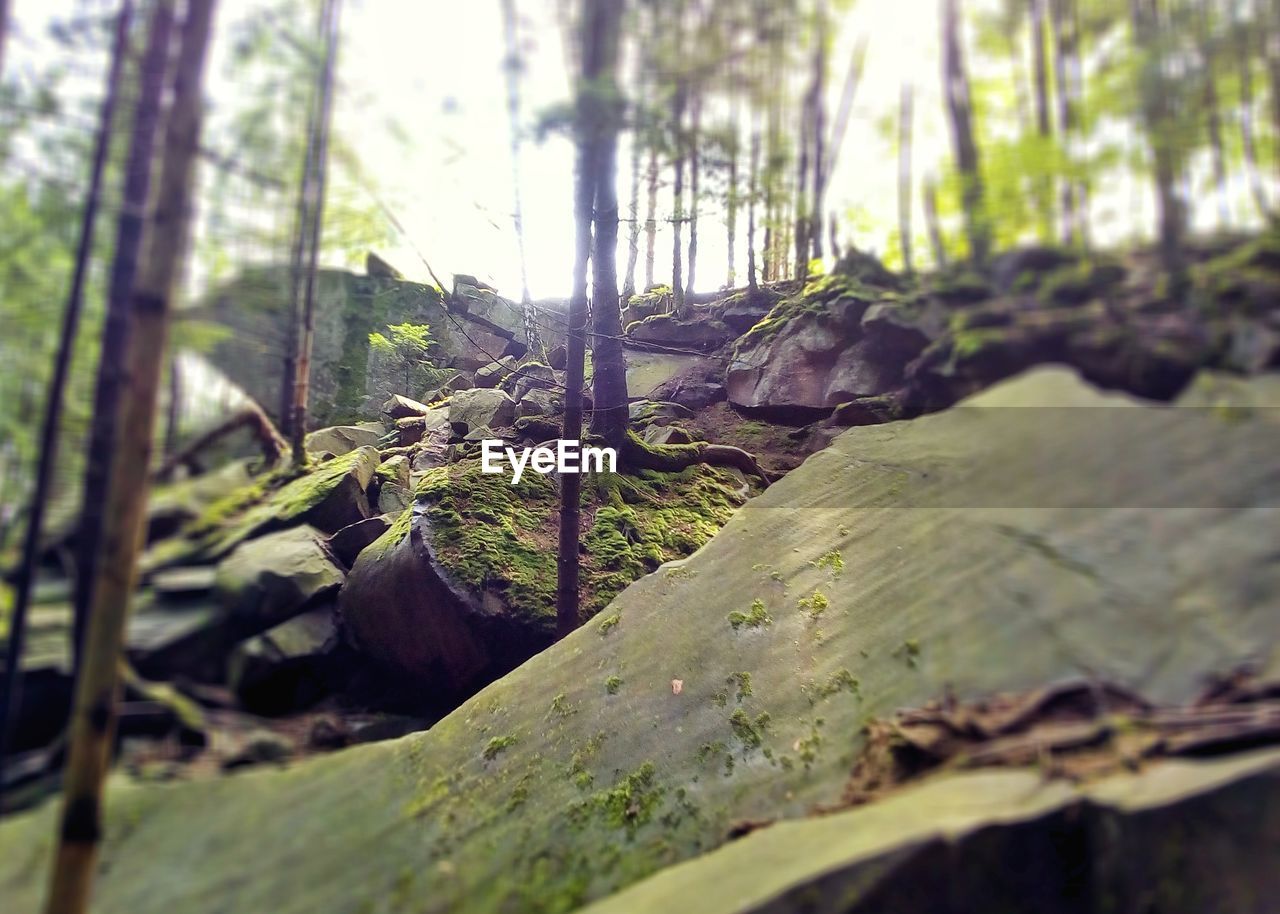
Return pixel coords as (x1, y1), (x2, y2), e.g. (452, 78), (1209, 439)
(811, 550), (845, 575)
(893, 638), (922, 668)
(605, 675), (623, 695)
(369, 321), (435, 396)
(727, 671), (753, 702)
(598, 614), (621, 635)
(483, 735), (517, 760)
(728, 598), (772, 630)
(798, 590), (829, 618)
(729, 709), (771, 749)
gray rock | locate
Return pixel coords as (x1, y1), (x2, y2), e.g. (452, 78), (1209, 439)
(474, 356), (518, 389)
(304, 425), (384, 458)
(327, 515), (393, 568)
(449, 388), (516, 434)
(214, 526), (345, 631)
(516, 388), (562, 418)
(228, 607), (339, 714)
(381, 394), (432, 420)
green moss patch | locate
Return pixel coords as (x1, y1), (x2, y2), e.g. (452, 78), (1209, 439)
(737, 274), (884, 349)
(415, 459), (746, 625)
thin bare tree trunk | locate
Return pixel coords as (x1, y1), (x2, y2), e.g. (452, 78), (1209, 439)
(0, 0), (11, 78)
(941, 0), (988, 264)
(290, 0), (342, 465)
(280, 0), (327, 435)
(809, 0), (828, 263)
(1051, 0), (1079, 245)
(826, 38), (867, 197)
(1235, 0), (1271, 217)
(501, 0), (538, 350)
(74, 0), (174, 673)
(794, 78), (813, 282)
(45, 3), (214, 910)
(924, 176), (947, 267)
(683, 90), (701, 303)
(898, 82), (915, 275)
(559, 0), (623, 639)
(622, 59), (643, 301)
(670, 81), (686, 313)
(589, 14), (626, 451)
(747, 127), (759, 292)
(0, 0), (133, 806)
(643, 144), (657, 290)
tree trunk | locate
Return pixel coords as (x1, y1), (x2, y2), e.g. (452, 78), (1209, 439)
(290, 0), (342, 466)
(0, 0), (10, 78)
(1266, 0), (1280, 183)
(670, 82), (686, 313)
(898, 82), (915, 275)
(280, 0), (328, 436)
(501, 0), (538, 348)
(924, 176), (947, 267)
(683, 91), (701, 305)
(1030, 0), (1055, 241)
(1198, 0), (1230, 227)
(0, 0), (134, 807)
(559, 0), (622, 640)
(746, 127), (759, 293)
(794, 79), (812, 283)
(1050, 0), (1078, 245)
(827, 38), (867, 200)
(726, 72), (740, 288)
(621, 57), (643, 302)
(809, 0), (828, 263)
(1235, 0), (1271, 217)
(643, 144), (658, 290)
(941, 0), (988, 264)
(74, 0), (174, 673)
(45, 4), (214, 911)
(163, 354), (181, 457)
(1131, 0), (1186, 283)
(589, 6), (627, 451)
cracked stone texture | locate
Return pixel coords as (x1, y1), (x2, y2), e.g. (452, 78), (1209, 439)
(0, 367), (1277, 914)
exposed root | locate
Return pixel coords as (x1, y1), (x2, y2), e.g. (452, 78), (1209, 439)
(620, 432), (773, 486)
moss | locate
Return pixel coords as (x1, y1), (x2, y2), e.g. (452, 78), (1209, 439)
(928, 268), (993, 304)
(737, 273), (882, 349)
(893, 638), (922, 668)
(728, 598), (772, 630)
(362, 506), (413, 563)
(570, 762), (664, 835)
(727, 671), (753, 702)
(798, 590), (829, 618)
(811, 550), (845, 575)
(1193, 229), (1280, 315)
(482, 735), (517, 760)
(604, 675), (623, 695)
(415, 459), (743, 626)
(1037, 258), (1126, 305)
(805, 668), (861, 703)
(729, 709), (771, 750)
(597, 614), (621, 635)
(547, 694), (577, 718)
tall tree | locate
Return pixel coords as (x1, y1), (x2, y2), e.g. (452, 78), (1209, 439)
(501, 0), (538, 347)
(0, 0), (134, 805)
(643, 141), (658, 290)
(684, 89), (702, 301)
(941, 0), (989, 263)
(621, 28), (645, 302)
(290, 0), (342, 465)
(1132, 0), (1187, 283)
(1195, 0), (1230, 226)
(670, 78), (686, 312)
(559, 0), (624, 639)
(74, 0), (175, 670)
(280, 0), (327, 435)
(898, 82), (915, 275)
(1234, 0), (1271, 217)
(924, 175), (948, 267)
(808, 0), (828, 263)
(45, 3), (215, 911)
(747, 126), (760, 291)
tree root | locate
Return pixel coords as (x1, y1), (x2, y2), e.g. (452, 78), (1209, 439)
(620, 432), (773, 486)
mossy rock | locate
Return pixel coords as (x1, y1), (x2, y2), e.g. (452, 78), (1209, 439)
(142, 447), (379, 573)
(1193, 229), (1280, 316)
(340, 458), (748, 695)
(1037, 257), (1127, 306)
(737, 274), (882, 351)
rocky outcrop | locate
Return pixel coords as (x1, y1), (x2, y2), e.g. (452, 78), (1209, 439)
(3, 368), (1277, 914)
(192, 265), (566, 424)
(447, 388), (516, 434)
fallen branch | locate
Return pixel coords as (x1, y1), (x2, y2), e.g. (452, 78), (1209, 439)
(621, 432), (772, 486)
(154, 401), (287, 481)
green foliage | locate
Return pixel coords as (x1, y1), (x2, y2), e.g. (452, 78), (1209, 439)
(727, 598), (772, 630)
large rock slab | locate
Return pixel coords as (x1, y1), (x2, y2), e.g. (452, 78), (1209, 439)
(1, 368), (1277, 914)
(214, 526), (344, 631)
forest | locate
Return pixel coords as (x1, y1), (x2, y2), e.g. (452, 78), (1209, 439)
(0, 0), (1279, 912)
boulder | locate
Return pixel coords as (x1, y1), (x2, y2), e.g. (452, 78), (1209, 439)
(516, 388), (562, 418)
(364, 251), (402, 279)
(326, 515), (392, 568)
(626, 314), (734, 351)
(381, 394), (432, 420)
(719, 288), (783, 333)
(474, 356), (517, 388)
(376, 455), (411, 490)
(546, 344), (567, 369)
(628, 400), (695, 425)
(421, 371), (474, 403)
(8, 369), (1279, 914)
(448, 388), (516, 434)
(990, 244), (1078, 293)
(642, 425), (696, 446)
(376, 482), (412, 513)
(213, 525), (345, 632)
(394, 407), (448, 447)
(509, 363), (556, 401)
(228, 606), (340, 714)
(304, 425), (383, 458)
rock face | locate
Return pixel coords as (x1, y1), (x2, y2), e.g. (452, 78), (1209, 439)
(1, 369), (1277, 914)
(304, 424), (384, 457)
(192, 266), (566, 424)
